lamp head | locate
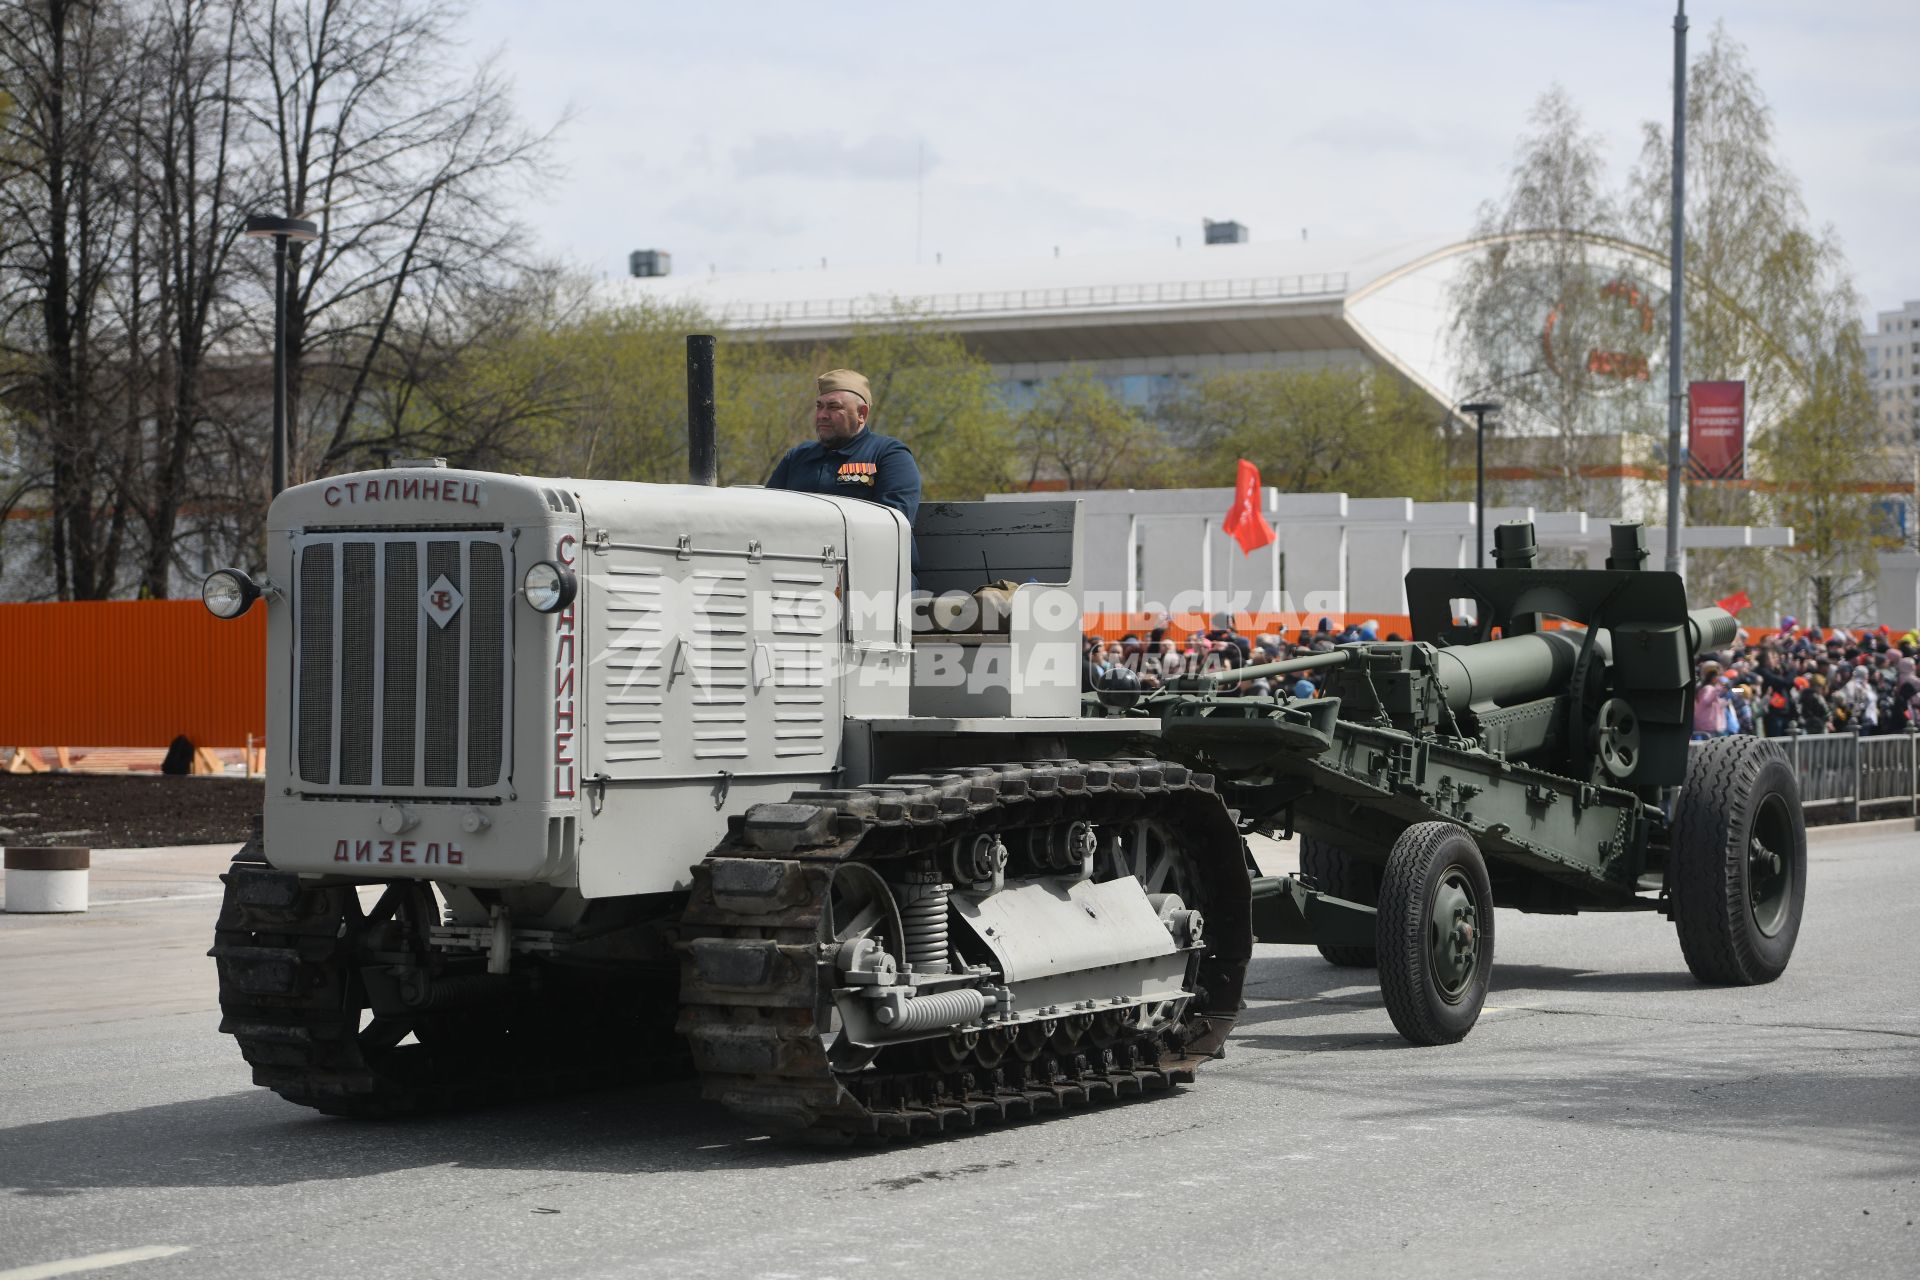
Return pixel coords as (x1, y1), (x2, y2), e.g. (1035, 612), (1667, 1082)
(244, 214), (319, 242)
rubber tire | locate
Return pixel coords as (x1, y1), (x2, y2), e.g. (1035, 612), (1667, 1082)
(1376, 823), (1494, 1046)
(1669, 736), (1806, 985)
(1298, 834), (1379, 968)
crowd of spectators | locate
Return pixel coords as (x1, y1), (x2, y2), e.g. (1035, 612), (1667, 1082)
(1690, 619), (1920, 739)
(1084, 612), (1920, 740)
(1082, 614), (1400, 701)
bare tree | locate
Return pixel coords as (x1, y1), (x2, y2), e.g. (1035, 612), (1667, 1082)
(237, 0), (555, 480)
(1448, 87), (1652, 516)
(0, 0), (141, 598)
(132, 0), (256, 597)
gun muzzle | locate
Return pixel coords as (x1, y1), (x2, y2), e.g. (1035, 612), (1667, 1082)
(1191, 648), (1353, 686)
(1687, 607), (1738, 654)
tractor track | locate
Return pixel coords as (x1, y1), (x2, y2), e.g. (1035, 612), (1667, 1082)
(675, 758), (1252, 1142)
(210, 845), (686, 1118)
(207, 757), (1249, 1139)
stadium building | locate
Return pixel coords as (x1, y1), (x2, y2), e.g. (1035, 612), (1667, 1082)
(619, 230), (1920, 628)
(617, 229), (1690, 522)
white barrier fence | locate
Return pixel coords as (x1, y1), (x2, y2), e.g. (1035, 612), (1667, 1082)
(1693, 732), (1920, 821)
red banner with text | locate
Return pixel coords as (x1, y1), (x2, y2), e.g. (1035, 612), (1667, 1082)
(1687, 380), (1746, 480)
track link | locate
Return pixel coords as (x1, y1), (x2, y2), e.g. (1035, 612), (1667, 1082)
(210, 845), (683, 1117)
(675, 759), (1251, 1142)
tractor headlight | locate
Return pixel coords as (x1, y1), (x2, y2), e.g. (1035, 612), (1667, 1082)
(203, 568), (261, 619)
(522, 561), (577, 613)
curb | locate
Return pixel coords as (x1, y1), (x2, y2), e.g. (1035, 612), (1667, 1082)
(1806, 815), (1915, 843)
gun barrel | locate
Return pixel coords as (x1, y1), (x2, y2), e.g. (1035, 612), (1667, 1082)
(1188, 606), (1735, 703)
(1191, 648), (1353, 685)
(1688, 607), (1738, 654)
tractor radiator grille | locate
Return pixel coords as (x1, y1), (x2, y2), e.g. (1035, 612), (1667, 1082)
(294, 531), (512, 795)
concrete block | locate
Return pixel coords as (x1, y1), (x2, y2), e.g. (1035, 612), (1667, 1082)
(4, 846), (90, 913)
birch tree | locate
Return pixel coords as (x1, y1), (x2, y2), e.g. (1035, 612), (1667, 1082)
(1627, 24), (1882, 623)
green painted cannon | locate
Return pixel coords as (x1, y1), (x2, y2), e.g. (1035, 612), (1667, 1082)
(1128, 522), (1805, 1045)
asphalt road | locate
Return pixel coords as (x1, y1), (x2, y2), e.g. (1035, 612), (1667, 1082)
(2, 823), (1916, 1280)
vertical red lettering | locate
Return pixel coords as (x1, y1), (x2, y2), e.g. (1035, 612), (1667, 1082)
(324, 486), (342, 507)
(421, 479), (440, 501)
(403, 478), (420, 500)
(553, 534), (579, 800)
(425, 842), (441, 864)
(376, 841), (393, 863)
(447, 843), (464, 866)
(355, 840), (373, 862)
(334, 840), (349, 862)
(400, 841), (415, 863)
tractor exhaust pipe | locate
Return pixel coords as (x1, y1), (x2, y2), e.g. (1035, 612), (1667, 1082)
(687, 333), (717, 486)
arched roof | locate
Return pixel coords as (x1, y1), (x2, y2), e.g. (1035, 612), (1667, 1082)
(607, 231), (1745, 408)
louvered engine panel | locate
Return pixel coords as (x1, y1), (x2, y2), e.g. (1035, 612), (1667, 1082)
(587, 550), (838, 779)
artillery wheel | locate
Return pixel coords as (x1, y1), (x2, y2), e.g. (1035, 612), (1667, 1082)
(1669, 736), (1806, 985)
(1297, 834), (1379, 968)
(1376, 823), (1493, 1046)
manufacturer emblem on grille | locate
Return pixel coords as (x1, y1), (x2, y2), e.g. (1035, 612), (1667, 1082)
(422, 574), (464, 628)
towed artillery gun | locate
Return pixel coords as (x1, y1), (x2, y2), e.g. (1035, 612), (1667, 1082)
(203, 380), (1803, 1141)
(1128, 520), (1806, 1044)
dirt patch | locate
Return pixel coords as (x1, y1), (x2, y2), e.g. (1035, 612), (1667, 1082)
(0, 774), (262, 848)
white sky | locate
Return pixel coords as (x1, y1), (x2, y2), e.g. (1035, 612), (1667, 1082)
(462, 0), (1920, 320)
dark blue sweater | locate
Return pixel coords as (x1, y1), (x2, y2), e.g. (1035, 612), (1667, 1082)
(766, 430), (921, 530)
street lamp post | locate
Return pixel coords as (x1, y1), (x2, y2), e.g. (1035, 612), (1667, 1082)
(243, 214), (319, 497)
(1460, 401), (1500, 568)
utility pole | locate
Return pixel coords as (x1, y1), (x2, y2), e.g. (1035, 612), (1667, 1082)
(1462, 402), (1500, 568)
(1663, 1), (1689, 574)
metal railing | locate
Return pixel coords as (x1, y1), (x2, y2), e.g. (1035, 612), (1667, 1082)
(718, 272), (1352, 328)
(1692, 732), (1920, 822)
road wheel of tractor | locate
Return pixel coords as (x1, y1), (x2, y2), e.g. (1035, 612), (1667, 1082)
(1669, 736), (1806, 985)
(1376, 822), (1493, 1046)
(1298, 834), (1379, 968)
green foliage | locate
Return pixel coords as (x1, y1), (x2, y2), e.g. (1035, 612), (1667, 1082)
(1161, 366), (1449, 498)
(825, 314), (1013, 500)
(1012, 368), (1166, 491)
(427, 291), (1014, 500)
(1749, 297), (1884, 626)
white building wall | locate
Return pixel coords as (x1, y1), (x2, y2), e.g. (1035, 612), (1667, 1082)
(994, 487), (1808, 620)
(1868, 299), (1920, 447)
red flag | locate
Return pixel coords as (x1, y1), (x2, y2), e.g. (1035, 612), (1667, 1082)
(1221, 459), (1276, 554)
(1715, 590), (1752, 614)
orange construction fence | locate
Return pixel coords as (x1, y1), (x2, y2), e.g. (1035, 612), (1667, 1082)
(3, 600), (1875, 753)
(0, 600), (266, 748)
(1082, 612), (1415, 644)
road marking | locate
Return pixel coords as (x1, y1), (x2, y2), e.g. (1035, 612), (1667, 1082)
(89, 893), (225, 907)
(0, 1246), (190, 1280)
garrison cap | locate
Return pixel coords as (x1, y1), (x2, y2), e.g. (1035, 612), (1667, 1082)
(817, 368), (871, 405)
